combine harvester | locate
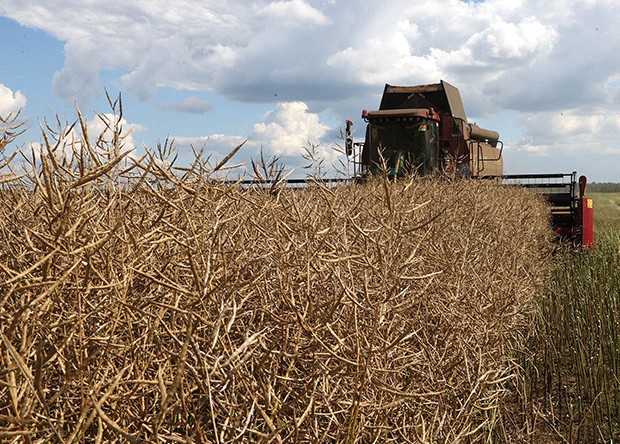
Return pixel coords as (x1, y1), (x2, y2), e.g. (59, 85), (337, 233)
(343, 81), (594, 247)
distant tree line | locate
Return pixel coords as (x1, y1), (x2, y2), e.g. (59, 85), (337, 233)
(589, 182), (620, 192)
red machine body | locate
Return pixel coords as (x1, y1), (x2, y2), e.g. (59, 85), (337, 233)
(581, 197), (594, 248)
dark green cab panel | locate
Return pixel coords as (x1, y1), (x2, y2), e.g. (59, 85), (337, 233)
(367, 117), (440, 176)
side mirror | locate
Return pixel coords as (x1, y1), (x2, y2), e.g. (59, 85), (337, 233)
(345, 120), (353, 156)
(345, 138), (353, 157)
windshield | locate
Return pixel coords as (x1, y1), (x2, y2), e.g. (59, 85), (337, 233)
(368, 118), (439, 176)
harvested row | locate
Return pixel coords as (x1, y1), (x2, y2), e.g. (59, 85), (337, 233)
(0, 114), (551, 442)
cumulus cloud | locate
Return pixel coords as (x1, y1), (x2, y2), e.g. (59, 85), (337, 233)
(0, 84), (26, 115)
(518, 109), (620, 155)
(3, 0), (620, 179)
(499, 107), (620, 178)
(0, 0), (334, 104)
(21, 114), (144, 172)
(87, 113), (144, 155)
(255, 0), (330, 27)
(2, 0), (617, 114)
(52, 39), (103, 106)
(433, 17), (557, 73)
(171, 101), (335, 174)
(252, 102), (329, 156)
(327, 33), (441, 86)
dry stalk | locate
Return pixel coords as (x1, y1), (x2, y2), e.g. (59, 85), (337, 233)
(0, 104), (552, 443)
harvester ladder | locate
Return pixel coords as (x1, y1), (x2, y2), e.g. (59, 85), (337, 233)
(469, 140), (503, 175)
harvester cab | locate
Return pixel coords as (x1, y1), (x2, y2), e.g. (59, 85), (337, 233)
(346, 80), (503, 178)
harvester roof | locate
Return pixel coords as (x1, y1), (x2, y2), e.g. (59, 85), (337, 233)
(378, 80), (467, 122)
(365, 108), (440, 120)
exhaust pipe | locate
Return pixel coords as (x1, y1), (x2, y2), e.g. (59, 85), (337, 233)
(468, 124), (499, 142)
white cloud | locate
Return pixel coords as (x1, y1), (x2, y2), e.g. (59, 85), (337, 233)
(326, 6), (558, 92)
(502, 108), (620, 178)
(0, 84), (26, 116)
(23, 113), (143, 165)
(255, 0), (330, 27)
(520, 109), (620, 147)
(326, 33), (441, 85)
(252, 102), (329, 156)
(171, 101), (335, 175)
(1, 0), (615, 114)
(3, 0), (620, 180)
(87, 113), (143, 154)
(434, 17), (557, 72)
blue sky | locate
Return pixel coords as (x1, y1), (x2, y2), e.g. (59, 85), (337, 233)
(1, 0), (620, 181)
